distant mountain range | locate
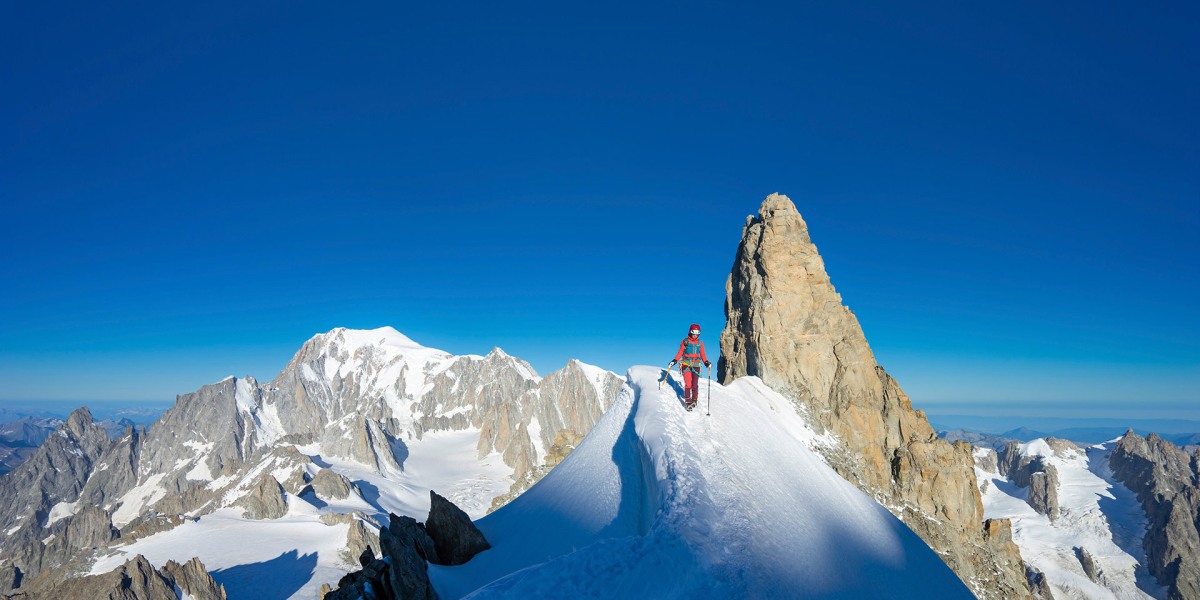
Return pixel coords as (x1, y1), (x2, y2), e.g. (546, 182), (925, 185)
(939, 425), (1200, 448)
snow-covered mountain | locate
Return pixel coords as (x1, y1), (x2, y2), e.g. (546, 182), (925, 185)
(976, 433), (1200, 599)
(426, 367), (972, 598)
(0, 327), (622, 598)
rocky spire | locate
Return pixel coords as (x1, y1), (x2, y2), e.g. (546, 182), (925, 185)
(1110, 430), (1200, 599)
(719, 193), (1031, 599)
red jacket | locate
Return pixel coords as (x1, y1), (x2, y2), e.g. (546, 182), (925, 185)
(674, 336), (708, 367)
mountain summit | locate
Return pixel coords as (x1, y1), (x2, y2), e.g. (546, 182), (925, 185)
(719, 193), (1031, 598)
(0, 329), (622, 598)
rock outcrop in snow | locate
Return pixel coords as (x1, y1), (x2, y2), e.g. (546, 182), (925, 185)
(5, 554), (225, 600)
(999, 440), (1067, 521)
(309, 468), (355, 501)
(426, 491), (491, 566)
(1110, 430), (1200, 600)
(717, 193), (1031, 599)
(328, 491), (491, 598)
(236, 473), (288, 520)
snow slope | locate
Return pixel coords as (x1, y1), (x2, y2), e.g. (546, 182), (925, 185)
(977, 440), (1168, 599)
(91, 499), (350, 599)
(429, 366), (973, 599)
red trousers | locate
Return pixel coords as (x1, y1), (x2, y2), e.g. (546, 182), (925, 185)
(681, 367), (701, 403)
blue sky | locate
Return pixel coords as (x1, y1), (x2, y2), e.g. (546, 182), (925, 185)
(2, 2), (1197, 420)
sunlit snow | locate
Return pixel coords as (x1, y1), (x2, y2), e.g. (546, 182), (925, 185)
(429, 366), (972, 599)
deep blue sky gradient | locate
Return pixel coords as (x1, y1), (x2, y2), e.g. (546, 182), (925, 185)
(2, 2), (1197, 419)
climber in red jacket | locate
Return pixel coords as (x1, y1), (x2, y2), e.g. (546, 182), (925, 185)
(669, 323), (710, 410)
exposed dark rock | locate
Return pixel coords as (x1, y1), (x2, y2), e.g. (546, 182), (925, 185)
(0, 407), (111, 582)
(0, 565), (20, 595)
(328, 556), (393, 600)
(997, 442), (1064, 521)
(1110, 430), (1200, 600)
(159, 557), (227, 600)
(426, 491), (491, 565)
(119, 513), (189, 543)
(235, 473), (287, 520)
(327, 496), (491, 600)
(8, 554), (223, 600)
(1075, 546), (1101, 583)
(1028, 465), (1061, 522)
(1026, 565), (1055, 600)
(379, 514), (439, 599)
(344, 518), (381, 567)
(311, 467), (354, 500)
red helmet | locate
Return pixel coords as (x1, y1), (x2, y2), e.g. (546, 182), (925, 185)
(689, 324), (701, 335)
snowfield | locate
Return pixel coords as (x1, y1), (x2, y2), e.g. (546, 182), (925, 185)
(429, 366), (972, 599)
(91, 501), (349, 600)
(977, 440), (1168, 599)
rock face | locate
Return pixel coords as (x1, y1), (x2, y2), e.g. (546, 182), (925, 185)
(5, 554), (225, 600)
(1027, 466), (1061, 522)
(329, 492), (490, 599)
(1026, 565), (1055, 600)
(1109, 430), (1200, 600)
(718, 193), (1031, 599)
(0, 566), (20, 595)
(998, 442), (1063, 522)
(1076, 546), (1101, 583)
(235, 474), (288, 520)
(310, 468), (354, 500)
(426, 490), (491, 565)
(159, 557), (228, 600)
(0, 408), (120, 583)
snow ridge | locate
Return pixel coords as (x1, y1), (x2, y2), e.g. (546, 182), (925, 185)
(430, 366), (973, 599)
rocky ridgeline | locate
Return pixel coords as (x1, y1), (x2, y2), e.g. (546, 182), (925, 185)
(3, 555), (225, 600)
(1110, 430), (1200, 600)
(718, 194), (1031, 599)
(323, 491), (490, 600)
(0, 329), (619, 594)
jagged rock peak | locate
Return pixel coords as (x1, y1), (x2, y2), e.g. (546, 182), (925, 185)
(1110, 430), (1200, 599)
(757, 191), (813, 241)
(719, 193), (1032, 599)
(426, 490), (491, 565)
(64, 406), (94, 436)
(8, 554), (225, 600)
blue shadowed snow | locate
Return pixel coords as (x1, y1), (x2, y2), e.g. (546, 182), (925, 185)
(428, 367), (973, 598)
(210, 549), (317, 600)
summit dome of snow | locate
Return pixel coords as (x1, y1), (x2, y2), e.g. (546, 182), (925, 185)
(428, 366), (973, 599)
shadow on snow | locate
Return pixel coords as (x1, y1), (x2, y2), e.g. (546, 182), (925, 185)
(210, 549), (318, 600)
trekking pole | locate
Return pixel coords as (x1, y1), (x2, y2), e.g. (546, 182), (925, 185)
(706, 364), (711, 416)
